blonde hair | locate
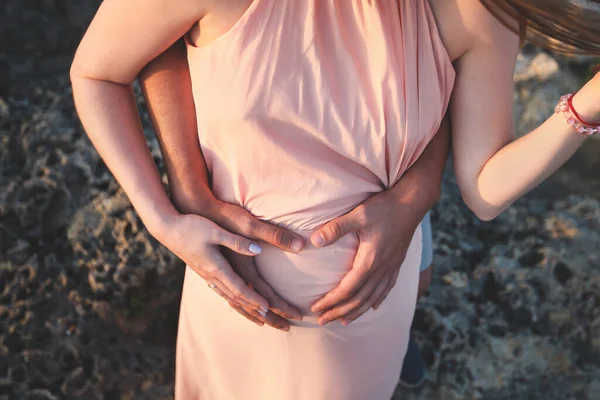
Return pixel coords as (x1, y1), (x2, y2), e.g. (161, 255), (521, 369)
(480, 0), (600, 56)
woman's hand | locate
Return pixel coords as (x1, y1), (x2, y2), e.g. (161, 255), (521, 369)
(155, 212), (270, 312)
(222, 249), (303, 331)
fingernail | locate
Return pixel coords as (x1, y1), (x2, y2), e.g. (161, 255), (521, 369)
(313, 233), (324, 247)
(291, 239), (303, 252)
(249, 244), (262, 254)
(258, 308), (267, 317)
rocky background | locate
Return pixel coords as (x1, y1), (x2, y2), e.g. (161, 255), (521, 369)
(1, 2), (599, 400)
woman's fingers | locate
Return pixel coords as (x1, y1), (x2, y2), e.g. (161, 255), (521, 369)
(215, 203), (304, 253)
(224, 250), (303, 321)
(215, 228), (263, 256)
(202, 248), (269, 310)
(209, 285), (291, 331)
(208, 277), (258, 311)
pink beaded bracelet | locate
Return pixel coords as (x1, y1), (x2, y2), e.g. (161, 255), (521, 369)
(554, 94), (599, 136)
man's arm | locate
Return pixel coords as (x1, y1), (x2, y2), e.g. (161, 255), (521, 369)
(387, 115), (449, 222)
(139, 39), (214, 213)
(138, 41), (304, 330)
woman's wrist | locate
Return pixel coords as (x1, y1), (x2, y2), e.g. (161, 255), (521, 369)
(143, 199), (182, 244)
(572, 74), (600, 124)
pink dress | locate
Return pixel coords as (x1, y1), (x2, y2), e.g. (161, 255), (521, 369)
(176, 1), (454, 398)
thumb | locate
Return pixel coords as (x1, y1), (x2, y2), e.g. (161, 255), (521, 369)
(311, 212), (360, 248)
(216, 229), (263, 256)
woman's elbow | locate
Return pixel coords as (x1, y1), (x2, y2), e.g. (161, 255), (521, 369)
(460, 191), (503, 222)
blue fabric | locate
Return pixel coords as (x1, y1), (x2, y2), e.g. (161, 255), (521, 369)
(419, 211), (433, 272)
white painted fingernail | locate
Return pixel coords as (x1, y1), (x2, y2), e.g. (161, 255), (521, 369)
(258, 309), (267, 317)
(249, 244), (262, 254)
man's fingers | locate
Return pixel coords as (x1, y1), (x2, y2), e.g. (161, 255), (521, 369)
(311, 246), (375, 313)
(250, 220), (304, 253)
(310, 212), (360, 248)
(258, 310), (292, 332)
(310, 268), (369, 313)
(373, 266), (401, 310)
(217, 204), (304, 253)
(231, 305), (264, 327)
(252, 277), (303, 320)
(344, 277), (389, 323)
(317, 273), (381, 325)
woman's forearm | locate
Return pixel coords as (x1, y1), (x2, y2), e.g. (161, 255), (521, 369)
(71, 76), (178, 237)
(466, 82), (599, 221)
(139, 40), (215, 215)
(473, 113), (587, 220)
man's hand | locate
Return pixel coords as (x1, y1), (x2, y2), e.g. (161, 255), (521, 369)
(309, 190), (422, 325)
(209, 200), (304, 253)
(310, 115), (451, 325)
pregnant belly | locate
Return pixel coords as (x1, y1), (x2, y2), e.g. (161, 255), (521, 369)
(254, 231), (359, 315)
(254, 226), (422, 319)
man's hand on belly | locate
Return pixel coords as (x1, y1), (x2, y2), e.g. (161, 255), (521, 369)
(309, 115), (451, 325)
(309, 190), (424, 325)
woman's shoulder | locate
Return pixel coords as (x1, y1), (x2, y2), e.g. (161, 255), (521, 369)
(428, 0), (519, 62)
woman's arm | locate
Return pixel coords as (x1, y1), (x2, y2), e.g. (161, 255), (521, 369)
(138, 42), (304, 253)
(71, 0), (270, 311)
(451, 2), (599, 221)
(70, 0), (205, 232)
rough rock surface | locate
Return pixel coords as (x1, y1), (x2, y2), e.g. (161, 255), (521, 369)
(1, 3), (600, 399)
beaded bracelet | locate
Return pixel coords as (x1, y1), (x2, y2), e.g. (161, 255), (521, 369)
(554, 94), (599, 136)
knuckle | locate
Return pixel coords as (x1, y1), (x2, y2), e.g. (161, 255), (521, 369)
(328, 220), (343, 238)
(271, 229), (285, 247)
(230, 290), (243, 301)
(240, 218), (256, 235)
(231, 235), (244, 251)
(338, 291), (352, 302)
(354, 206), (369, 224)
(210, 228), (224, 244)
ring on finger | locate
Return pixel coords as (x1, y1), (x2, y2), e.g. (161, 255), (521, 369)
(208, 283), (217, 289)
